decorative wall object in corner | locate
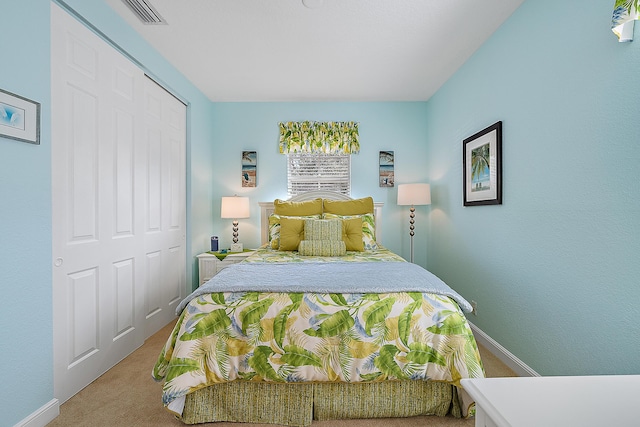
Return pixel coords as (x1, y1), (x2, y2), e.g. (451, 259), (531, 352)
(379, 150), (394, 187)
(242, 151), (257, 187)
(0, 88), (40, 145)
(463, 121), (502, 206)
(612, 1), (639, 42)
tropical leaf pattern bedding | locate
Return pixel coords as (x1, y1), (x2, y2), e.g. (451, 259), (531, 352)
(152, 248), (485, 417)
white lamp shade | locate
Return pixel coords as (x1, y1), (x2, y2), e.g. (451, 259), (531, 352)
(397, 183), (431, 206)
(221, 196), (250, 219)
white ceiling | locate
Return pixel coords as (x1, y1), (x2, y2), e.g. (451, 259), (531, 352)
(105, 0), (524, 102)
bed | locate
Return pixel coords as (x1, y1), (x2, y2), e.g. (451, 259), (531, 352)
(153, 191), (485, 426)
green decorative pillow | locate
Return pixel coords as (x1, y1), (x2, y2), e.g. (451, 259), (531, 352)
(278, 217), (306, 251)
(341, 217), (364, 251)
(323, 197), (374, 215)
(304, 219), (342, 241)
(324, 212), (378, 250)
(298, 240), (347, 257)
(273, 198), (323, 216)
(269, 214), (321, 249)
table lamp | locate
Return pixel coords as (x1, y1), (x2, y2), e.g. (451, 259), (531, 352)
(221, 195), (250, 252)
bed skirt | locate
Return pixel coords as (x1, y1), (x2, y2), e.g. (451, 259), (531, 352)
(180, 380), (463, 426)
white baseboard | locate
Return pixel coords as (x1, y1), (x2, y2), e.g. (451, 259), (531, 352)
(468, 321), (540, 377)
(13, 399), (60, 427)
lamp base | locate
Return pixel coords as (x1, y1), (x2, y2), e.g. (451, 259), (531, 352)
(409, 206), (416, 263)
(230, 242), (243, 252)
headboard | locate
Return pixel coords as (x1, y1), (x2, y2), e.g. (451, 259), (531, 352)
(259, 190), (384, 245)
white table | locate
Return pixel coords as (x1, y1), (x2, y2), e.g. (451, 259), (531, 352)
(196, 251), (256, 285)
(461, 375), (640, 427)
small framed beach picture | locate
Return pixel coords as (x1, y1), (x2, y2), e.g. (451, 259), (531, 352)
(379, 151), (394, 187)
(242, 151), (257, 187)
(0, 88), (40, 145)
(463, 121), (502, 206)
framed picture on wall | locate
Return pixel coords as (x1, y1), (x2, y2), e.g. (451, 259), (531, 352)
(242, 151), (257, 187)
(0, 88), (40, 145)
(379, 150), (394, 187)
(463, 121), (502, 206)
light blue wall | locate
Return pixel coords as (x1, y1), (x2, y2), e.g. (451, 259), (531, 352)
(209, 102), (430, 261)
(424, 0), (640, 375)
(5, 0), (638, 423)
(0, 1), (214, 424)
(0, 1), (53, 423)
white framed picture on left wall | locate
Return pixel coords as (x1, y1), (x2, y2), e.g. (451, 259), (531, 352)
(0, 88), (40, 145)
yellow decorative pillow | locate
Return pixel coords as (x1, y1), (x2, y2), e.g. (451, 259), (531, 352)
(298, 240), (347, 257)
(341, 217), (364, 251)
(269, 214), (321, 249)
(278, 217), (306, 251)
(304, 219), (342, 241)
(324, 213), (378, 250)
(273, 198), (323, 216)
(323, 197), (374, 215)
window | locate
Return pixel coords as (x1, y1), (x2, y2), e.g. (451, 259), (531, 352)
(287, 153), (350, 197)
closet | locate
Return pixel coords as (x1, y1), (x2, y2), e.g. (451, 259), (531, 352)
(51, 3), (186, 402)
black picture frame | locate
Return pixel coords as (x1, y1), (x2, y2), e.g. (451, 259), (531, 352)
(463, 121), (502, 206)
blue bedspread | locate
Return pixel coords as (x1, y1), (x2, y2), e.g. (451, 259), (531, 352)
(177, 261), (472, 314)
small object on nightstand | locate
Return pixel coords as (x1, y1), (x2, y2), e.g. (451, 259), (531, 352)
(211, 236), (218, 252)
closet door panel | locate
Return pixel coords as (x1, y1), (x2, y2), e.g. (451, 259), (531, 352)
(52, 3), (185, 403)
(142, 78), (186, 336)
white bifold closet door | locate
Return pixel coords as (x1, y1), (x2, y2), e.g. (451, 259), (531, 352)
(51, 3), (186, 403)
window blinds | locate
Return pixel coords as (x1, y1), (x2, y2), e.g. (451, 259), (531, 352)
(287, 153), (351, 197)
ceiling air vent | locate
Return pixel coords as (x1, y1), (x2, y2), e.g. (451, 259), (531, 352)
(121, 0), (167, 25)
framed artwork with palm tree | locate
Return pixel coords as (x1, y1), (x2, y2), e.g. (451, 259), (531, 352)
(463, 121), (502, 206)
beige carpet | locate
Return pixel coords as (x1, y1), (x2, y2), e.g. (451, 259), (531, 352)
(47, 320), (516, 427)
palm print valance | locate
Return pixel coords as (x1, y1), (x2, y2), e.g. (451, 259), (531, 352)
(613, 0), (639, 41)
(279, 121), (360, 154)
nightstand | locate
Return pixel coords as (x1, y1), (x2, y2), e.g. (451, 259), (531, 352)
(196, 251), (256, 286)
(461, 375), (640, 427)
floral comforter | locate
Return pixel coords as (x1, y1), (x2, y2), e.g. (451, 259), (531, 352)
(152, 247), (485, 417)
